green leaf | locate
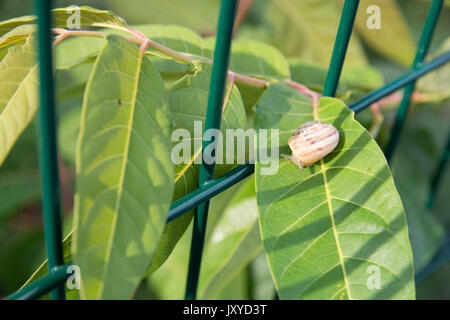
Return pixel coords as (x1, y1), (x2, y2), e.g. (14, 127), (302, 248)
(289, 59), (384, 102)
(73, 35), (174, 299)
(0, 6), (127, 57)
(135, 24), (210, 77)
(254, 84), (415, 299)
(230, 39), (290, 79)
(137, 25), (208, 58)
(251, 252), (276, 299)
(55, 37), (105, 70)
(148, 179), (256, 299)
(0, 228), (46, 293)
(417, 37), (450, 102)
(229, 38), (291, 109)
(198, 178), (263, 299)
(351, 0), (415, 66)
(0, 25), (35, 58)
(147, 66), (247, 274)
(51, 6), (127, 29)
(108, 0), (218, 34)
(21, 231), (80, 300)
(0, 38), (38, 166)
(0, 6), (127, 38)
(390, 107), (447, 271)
(212, 267), (251, 300)
(265, 0), (368, 66)
(0, 16), (35, 38)
(0, 170), (40, 223)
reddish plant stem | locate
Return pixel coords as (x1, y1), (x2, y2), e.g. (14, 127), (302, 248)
(222, 72), (236, 112)
(51, 28), (320, 102)
(233, 0), (254, 37)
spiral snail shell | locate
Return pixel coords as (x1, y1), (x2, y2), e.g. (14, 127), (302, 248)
(281, 121), (339, 172)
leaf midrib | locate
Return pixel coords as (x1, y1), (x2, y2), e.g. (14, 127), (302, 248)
(315, 101), (352, 299)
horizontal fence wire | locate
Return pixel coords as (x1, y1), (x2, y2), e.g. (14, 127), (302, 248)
(167, 162), (254, 222)
(5, 265), (71, 300)
(349, 52), (450, 112)
(5, 0), (450, 301)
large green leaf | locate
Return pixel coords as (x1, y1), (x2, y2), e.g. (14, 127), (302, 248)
(0, 38), (38, 166)
(50, 6), (127, 29)
(229, 39), (290, 79)
(73, 35), (174, 299)
(289, 58), (384, 102)
(198, 178), (262, 299)
(136, 24), (210, 77)
(0, 6), (127, 59)
(147, 66), (247, 273)
(254, 84), (415, 299)
(350, 0), (415, 67)
(265, 0), (367, 66)
(0, 16), (35, 38)
(0, 25), (35, 59)
(108, 0), (218, 34)
(229, 38), (291, 109)
(0, 6), (127, 38)
(55, 37), (104, 70)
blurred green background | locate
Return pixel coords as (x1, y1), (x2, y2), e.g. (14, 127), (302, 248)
(0, 0), (448, 299)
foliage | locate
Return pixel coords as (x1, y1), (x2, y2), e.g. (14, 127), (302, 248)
(0, 1), (448, 300)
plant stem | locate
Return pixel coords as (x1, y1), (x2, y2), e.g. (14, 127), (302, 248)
(51, 28), (319, 101)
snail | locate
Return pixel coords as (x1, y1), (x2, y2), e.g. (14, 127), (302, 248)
(281, 121), (339, 172)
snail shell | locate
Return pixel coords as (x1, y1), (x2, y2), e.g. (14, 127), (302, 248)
(281, 121), (339, 172)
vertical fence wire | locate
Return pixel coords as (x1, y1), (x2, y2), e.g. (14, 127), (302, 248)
(427, 131), (450, 209)
(185, 0), (238, 300)
(385, 0), (444, 161)
(323, 0), (360, 97)
(35, 0), (65, 300)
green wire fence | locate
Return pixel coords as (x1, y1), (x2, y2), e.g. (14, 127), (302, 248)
(5, 0), (450, 300)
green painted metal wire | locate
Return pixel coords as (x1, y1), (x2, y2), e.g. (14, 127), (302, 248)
(164, 50), (450, 222)
(5, 265), (71, 300)
(349, 51), (450, 112)
(416, 234), (450, 283)
(167, 162), (254, 222)
(5, 0), (450, 301)
(385, 0), (444, 162)
(323, 0), (360, 97)
(34, 0), (65, 300)
(185, 0), (238, 300)
(427, 132), (450, 209)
